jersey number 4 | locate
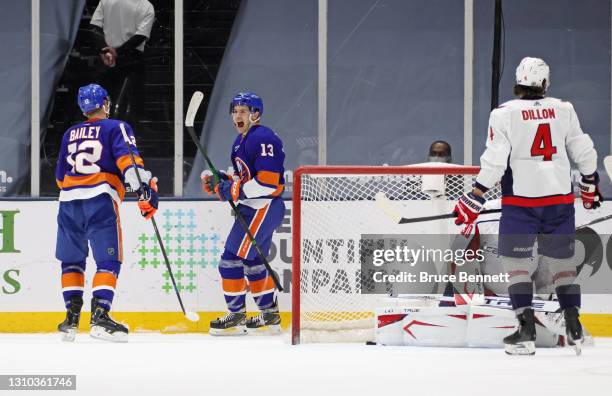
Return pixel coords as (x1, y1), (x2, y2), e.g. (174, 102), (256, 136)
(530, 123), (557, 161)
(67, 140), (103, 174)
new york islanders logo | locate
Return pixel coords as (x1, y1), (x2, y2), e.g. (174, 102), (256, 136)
(234, 157), (251, 183)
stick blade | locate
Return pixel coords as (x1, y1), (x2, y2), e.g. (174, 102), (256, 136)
(185, 91), (204, 127)
(604, 155), (612, 183)
(375, 192), (402, 224)
(185, 311), (200, 322)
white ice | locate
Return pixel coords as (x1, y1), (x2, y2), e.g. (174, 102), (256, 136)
(2, 334), (612, 396)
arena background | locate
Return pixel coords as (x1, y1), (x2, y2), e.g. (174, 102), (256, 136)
(0, 0), (611, 335)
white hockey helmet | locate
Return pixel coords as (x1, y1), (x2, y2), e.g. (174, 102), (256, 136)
(515, 57), (550, 90)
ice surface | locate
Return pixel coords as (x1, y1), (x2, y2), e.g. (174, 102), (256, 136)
(1, 333), (611, 396)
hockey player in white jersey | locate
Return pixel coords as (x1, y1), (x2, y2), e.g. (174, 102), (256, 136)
(453, 57), (601, 355)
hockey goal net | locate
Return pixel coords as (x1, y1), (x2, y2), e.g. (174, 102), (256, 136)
(291, 165), (502, 344)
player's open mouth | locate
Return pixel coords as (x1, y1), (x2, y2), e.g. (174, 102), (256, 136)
(236, 121), (245, 128)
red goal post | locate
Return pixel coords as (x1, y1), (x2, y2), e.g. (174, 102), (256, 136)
(291, 165), (500, 345)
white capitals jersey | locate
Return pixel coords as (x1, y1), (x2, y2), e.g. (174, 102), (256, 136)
(476, 97), (597, 207)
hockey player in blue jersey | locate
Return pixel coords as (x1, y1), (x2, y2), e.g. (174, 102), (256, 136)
(201, 92), (285, 335)
(55, 83), (158, 342)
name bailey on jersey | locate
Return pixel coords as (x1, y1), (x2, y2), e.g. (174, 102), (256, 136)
(69, 126), (101, 141)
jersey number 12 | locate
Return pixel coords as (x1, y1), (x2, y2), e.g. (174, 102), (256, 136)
(530, 123), (557, 161)
(67, 140), (103, 174)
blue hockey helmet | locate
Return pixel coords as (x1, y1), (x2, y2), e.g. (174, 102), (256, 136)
(78, 83), (110, 114)
(229, 92), (263, 116)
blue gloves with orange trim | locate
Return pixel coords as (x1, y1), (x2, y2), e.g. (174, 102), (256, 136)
(215, 179), (247, 202)
(201, 170), (230, 195)
(201, 170), (246, 202)
(137, 177), (158, 220)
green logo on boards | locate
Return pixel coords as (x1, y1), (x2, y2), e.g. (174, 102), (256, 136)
(138, 209), (222, 294)
(0, 210), (20, 253)
(2, 269), (20, 294)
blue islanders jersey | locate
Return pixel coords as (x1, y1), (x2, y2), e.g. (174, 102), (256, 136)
(230, 125), (285, 209)
(55, 118), (144, 203)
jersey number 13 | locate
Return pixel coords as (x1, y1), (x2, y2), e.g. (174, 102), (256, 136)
(260, 143), (274, 157)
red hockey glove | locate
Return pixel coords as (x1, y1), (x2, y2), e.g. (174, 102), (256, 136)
(579, 172), (603, 210)
(137, 177), (158, 220)
(453, 192), (486, 227)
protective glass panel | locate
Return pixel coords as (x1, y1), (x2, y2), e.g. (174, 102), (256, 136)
(328, 0), (465, 166)
(473, 0), (612, 195)
(43, 0), (174, 197)
(183, 0), (318, 197)
(0, 1), (32, 196)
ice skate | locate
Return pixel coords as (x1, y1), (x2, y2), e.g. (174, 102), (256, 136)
(563, 306), (584, 356)
(504, 308), (536, 356)
(209, 311), (247, 336)
(58, 297), (83, 342)
(89, 298), (128, 343)
(246, 307), (281, 335)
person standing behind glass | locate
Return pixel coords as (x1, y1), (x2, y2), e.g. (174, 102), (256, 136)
(90, 0), (155, 128)
(428, 140), (452, 163)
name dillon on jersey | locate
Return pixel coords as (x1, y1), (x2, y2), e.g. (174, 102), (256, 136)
(521, 108), (556, 121)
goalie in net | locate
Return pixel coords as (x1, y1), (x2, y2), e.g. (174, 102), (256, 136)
(293, 166), (593, 347)
(375, 204), (593, 349)
(293, 165), (497, 343)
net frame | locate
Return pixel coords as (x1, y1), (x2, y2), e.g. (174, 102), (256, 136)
(291, 165), (488, 345)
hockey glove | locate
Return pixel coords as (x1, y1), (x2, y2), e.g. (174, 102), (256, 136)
(215, 179), (246, 202)
(137, 177), (159, 220)
(201, 170), (231, 195)
(454, 192), (486, 227)
(579, 172), (603, 210)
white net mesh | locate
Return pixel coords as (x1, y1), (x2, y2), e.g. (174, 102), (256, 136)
(294, 166), (501, 343)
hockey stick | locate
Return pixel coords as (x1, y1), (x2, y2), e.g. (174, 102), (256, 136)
(577, 213), (612, 230)
(376, 191), (612, 226)
(119, 123), (200, 322)
(184, 91), (284, 292)
(374, 192), (501, 224)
